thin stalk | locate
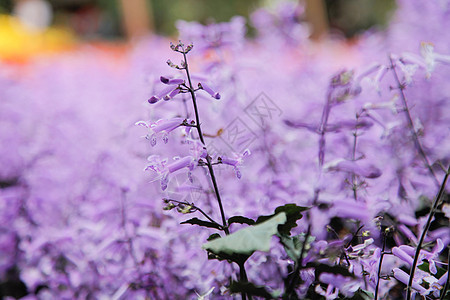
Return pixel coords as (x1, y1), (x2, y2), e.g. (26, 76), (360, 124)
(389, 56), (440, 187)
(406, 166), (449, 300)
(439, 250), (449, 300)
(181, 45), (250, 299)
(284, 225), (312, 298)
(374, 232), (387, 300)
(238, 262), (252, 300)
(351, 112), (362, 201)
(164, 198), (221, 228)
(318, 89), (332, 167)
(182, 49), (229, 235)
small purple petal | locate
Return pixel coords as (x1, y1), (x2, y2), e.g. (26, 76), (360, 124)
(393, 268), (428, 294)
(167, 156), (194, 174)
(199, 82), (221, 99)
(148, 96), (159, 104)
(235, 167), (242, 179)
(392, 247), (413, 265)
(160, 76), (185, 85)
(150, 134), (157, 147)
(162, 132), (169, 144)
(221, 156), (239, 166)
(151, 118), (183, 134)
(135, 121), (149, 128)
(157, 85), (176, 98)
(161, 173), (169, 191)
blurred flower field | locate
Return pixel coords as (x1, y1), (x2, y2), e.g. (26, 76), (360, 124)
(0, 1), (449, 299)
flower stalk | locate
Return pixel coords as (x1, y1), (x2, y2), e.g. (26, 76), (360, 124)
(406, 166), (449, 300)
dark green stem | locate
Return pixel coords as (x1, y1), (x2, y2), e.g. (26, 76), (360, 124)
(374, 232), (387, 300)
(406, 166), (449, 300)
(182, 49), (229, 235)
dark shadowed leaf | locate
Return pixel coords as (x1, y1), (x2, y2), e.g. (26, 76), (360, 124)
(305, 262), (355, 278)
(228, 216), (255, 226)
(180, 218), (222, 230)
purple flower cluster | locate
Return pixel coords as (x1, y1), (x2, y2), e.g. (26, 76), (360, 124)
(0, 1), (449, 299)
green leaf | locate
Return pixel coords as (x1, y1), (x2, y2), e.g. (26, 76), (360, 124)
(280, 233), (315, 261)
(417, 261), (446, 278)
(228, 216), (255, 226)
(180, 218), (222, 230)
(207, 233), (221, 241)
(203, 212), (287, 256)
(229, 281), (275, 298)
(256, 204), (309, 236)
(358, 289), (375, 300)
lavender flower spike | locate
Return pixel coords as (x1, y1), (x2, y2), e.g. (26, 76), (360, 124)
(198, 82), (221, 99)
(160, 76), (185, 85)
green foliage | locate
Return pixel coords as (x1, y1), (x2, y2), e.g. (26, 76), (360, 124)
(203, 212), (287, 256)
(207, 233), (221, 241)
(256, 204), (309, 236)
(280, 233), (316, 262)
(180, 218), (222, 230)
(228, 216), (256, 226)
(417, 261), (447, 279)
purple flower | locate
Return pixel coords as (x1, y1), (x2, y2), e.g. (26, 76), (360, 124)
(135, 118), (185, 146)
(392, 246), (414, 266)
(219, 149), (250, 179)
(319, 273), (361, 297)
(160, 76), (185, 85)
(332, 199), (370, 222)
(167, 156), (195, 174)
(198, 82), (221, 99)
(163, 87), (181, 101)
(393, 268), (428, 296)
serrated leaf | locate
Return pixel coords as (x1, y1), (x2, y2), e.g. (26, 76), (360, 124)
(203, 212), (287, 256)
(256, 204), (309, 236)
(228, 216), (255, 226)
(229, 281), (275, 298)
(180, 218), (222, 230)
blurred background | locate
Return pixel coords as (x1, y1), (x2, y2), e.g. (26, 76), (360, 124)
(0, 0), (396, 62)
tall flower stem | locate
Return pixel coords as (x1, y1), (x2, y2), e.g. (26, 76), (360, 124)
(389, 56), (439, 187)
(374, 232), (387, 300)
(406, 166), (449, 300)
(318, 88), (332, 167)
(181, 46), (250, 299)
(182, 50), (229, 235)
